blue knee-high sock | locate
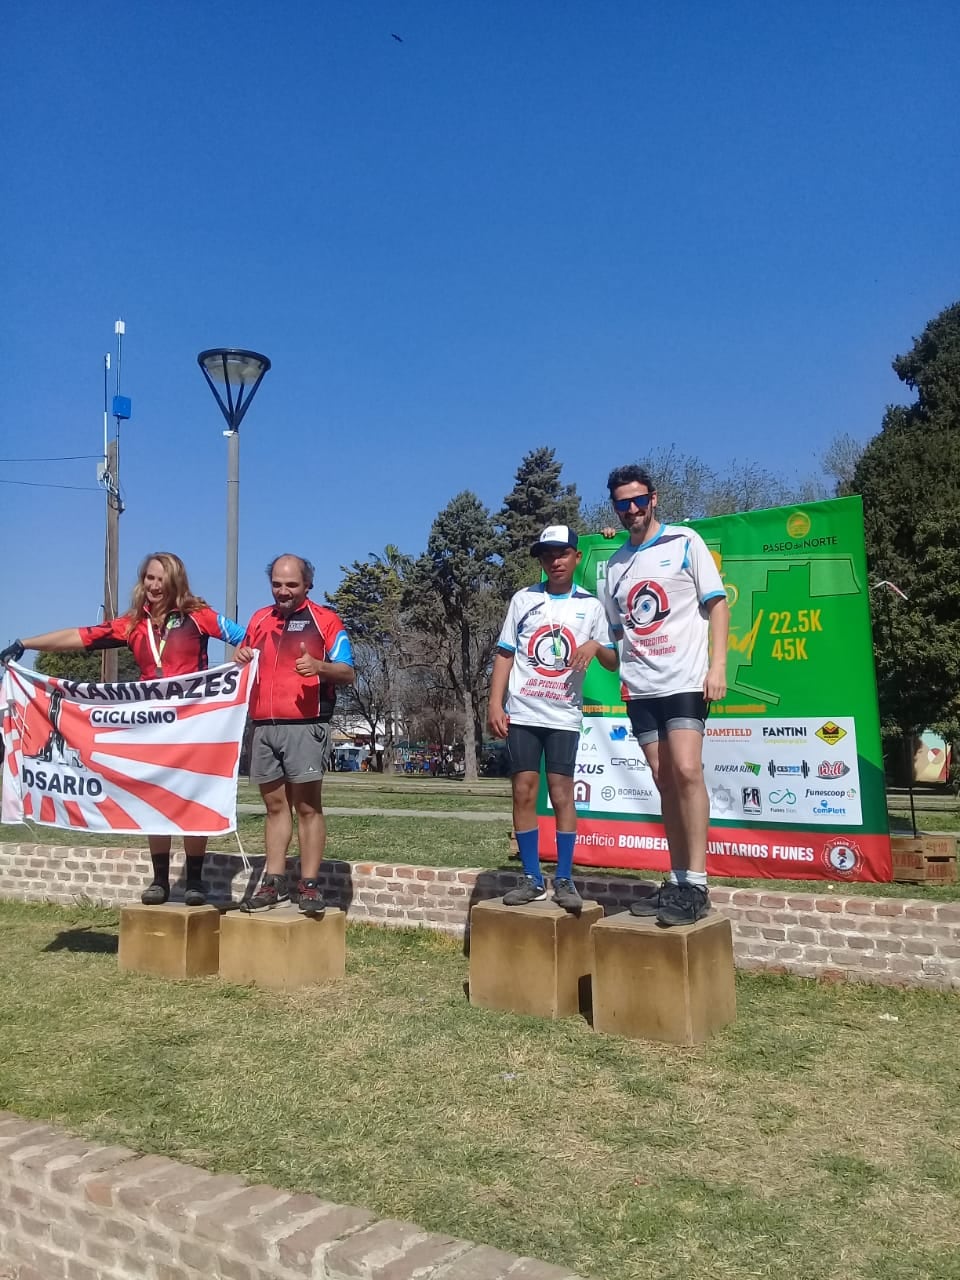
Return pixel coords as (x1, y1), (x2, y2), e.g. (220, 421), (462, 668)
(555, 831), (576, 880)
(515, 829), (543, 884)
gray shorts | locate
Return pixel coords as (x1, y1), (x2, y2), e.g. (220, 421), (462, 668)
(249, 722), (332, 785)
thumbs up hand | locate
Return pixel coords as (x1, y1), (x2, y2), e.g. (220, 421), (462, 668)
(295, 641), (321, 678)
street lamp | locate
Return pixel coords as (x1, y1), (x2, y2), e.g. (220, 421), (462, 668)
(197, 349), (271, 648)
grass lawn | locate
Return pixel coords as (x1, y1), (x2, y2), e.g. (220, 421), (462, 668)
(1, 902), (958, 1279)
(236, 780), (512, 813)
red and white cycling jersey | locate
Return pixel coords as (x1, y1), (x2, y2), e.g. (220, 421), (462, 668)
(78, 608), (245, 679)
(242, 599), (353, 723)
(603, 525), (725, 698)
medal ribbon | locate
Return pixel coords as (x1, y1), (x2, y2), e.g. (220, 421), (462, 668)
(145, 612), (179, 677)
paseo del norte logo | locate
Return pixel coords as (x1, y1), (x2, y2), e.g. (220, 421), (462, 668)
(625, 580), (670, 636)
(527, 625), (577, 677)
(786, 511), (811, 539)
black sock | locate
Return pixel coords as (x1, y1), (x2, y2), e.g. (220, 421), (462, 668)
(185, 854), (205, 886)
(150, 853), (171, 887)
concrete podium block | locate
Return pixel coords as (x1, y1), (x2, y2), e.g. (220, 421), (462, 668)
(591, 911), (736, 1044)
(218, 906), (346, 991)
(469, 897), (603, 1019)
(118, 904), (221, 980)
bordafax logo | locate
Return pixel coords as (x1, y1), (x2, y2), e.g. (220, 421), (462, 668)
(816, 721), (847, 747)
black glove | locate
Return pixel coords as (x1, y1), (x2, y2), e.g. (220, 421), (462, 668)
(0, 639), (25, 666)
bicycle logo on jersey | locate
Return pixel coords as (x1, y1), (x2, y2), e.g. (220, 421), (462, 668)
(528, 625), (577, 677)
(624, 580), (670, 636)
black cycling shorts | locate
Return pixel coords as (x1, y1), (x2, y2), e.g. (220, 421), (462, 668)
(626, 692), (709, 745)
(506, 723), (580, 777)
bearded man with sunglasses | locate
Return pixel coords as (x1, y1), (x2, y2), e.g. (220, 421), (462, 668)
(602, 465), (729, 926)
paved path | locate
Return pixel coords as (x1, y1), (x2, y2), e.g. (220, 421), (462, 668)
(237, 803), (511, 822)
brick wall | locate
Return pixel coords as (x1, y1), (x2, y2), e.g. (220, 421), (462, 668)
(1, 842), (959, 991)
(0, 1112), (584, 1279)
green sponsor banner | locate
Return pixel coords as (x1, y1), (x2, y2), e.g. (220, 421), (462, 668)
(537, 496), (891, 881)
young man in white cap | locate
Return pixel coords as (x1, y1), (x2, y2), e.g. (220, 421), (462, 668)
(487, 525), (618, 910)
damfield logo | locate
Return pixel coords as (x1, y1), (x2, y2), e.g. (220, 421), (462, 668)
(816, 721), (847, 746)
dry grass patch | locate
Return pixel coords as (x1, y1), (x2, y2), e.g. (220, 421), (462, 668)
(1, 902), (959, 1279)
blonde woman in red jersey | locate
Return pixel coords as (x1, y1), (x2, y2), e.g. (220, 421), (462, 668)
(2, 552), (245, 905)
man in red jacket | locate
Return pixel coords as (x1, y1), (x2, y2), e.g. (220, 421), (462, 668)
(236, 554), (354, 916)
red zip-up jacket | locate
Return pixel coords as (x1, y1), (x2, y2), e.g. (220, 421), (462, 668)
(242, 599), (353, 723)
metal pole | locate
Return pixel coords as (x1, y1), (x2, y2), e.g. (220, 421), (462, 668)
(225, 429), (240, 657)
(102, 438), (120, 683)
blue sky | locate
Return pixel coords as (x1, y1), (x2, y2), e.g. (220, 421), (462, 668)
(2, 0), (957, 654)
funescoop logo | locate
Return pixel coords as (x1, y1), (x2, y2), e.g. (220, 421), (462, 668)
(527, 625), (576, 677)
(625, 580), (670, 636)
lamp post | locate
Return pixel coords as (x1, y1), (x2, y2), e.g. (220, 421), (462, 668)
(197, 349), (271, 652)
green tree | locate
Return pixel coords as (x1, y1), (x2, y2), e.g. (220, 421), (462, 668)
(35, 648), (140, 682)
(580, 446), (819, 528)
(498, 447), (580, 591)
(853, 301), (960, 743)
(823, 433), (865, 497)
(406, 493), (504, 780)
(327, 545), (413, 770)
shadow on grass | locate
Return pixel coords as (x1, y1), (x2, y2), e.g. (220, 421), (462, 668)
(44, 927), (118, 955)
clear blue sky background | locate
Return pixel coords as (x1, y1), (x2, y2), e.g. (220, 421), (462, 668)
(2, 0), (957, 656)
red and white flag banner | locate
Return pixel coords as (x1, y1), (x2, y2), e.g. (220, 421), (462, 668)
(1, 657), (258, 836)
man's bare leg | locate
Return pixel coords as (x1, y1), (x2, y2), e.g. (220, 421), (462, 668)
(290, 779), (326, 879)
(657, 729), (709, 874)
(261, 778), (294, 875)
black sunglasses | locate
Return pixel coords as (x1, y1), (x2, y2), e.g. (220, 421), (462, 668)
(612, 494), (653, 513)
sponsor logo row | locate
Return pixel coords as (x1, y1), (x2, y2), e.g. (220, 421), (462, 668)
(584, 720), (849, 748)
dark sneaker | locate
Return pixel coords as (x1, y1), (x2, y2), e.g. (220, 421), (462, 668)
(630, 880), (673, 917)
(552, 877), (583, 912)
(240, 874), (290, 913)
(297, 878), (325, 917)
(503, 876), (547, 906)
(657, 883), (711, 928)
(184, 882), (207, 907)
(141, 882), (170, 906)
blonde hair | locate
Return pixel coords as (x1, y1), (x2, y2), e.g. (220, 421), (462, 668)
(128, 552), (209, 634)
